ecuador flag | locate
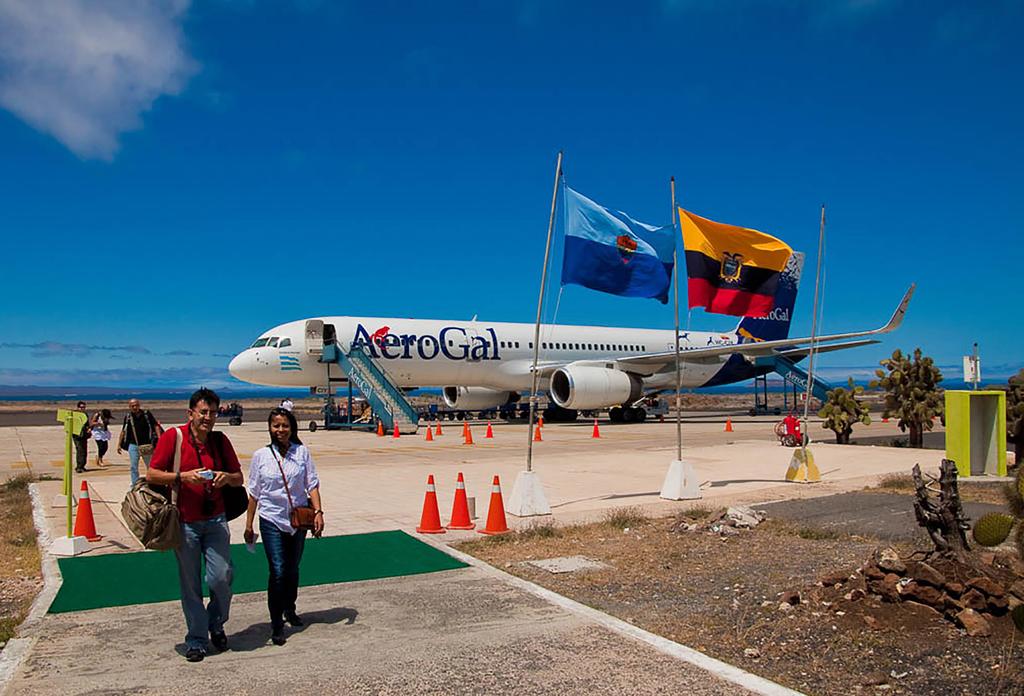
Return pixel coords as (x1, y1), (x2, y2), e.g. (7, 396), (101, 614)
(678, 208), (792, 317)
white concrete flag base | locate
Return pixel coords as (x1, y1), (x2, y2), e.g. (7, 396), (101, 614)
(506, 470), (552, 517)
(659, 459), (702, 500)
(50, 535), (89, 557)
(52, 493), (77, 508)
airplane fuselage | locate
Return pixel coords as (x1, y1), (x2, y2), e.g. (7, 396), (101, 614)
(228, 316), (761, 392)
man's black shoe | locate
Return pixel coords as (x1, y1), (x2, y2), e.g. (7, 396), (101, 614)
(210, 630), (228, 652)
(271, 629), (287, 646)
(75, 468), (85, 474)
(185, 648), (205, 662)
(283, 611), (304, 627)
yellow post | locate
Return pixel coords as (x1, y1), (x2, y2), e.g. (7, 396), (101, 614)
(56, 408), (87, 537)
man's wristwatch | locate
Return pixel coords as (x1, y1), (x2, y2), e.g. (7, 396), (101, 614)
(314, 509), (324, 516)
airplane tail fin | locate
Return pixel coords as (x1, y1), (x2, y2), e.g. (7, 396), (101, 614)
(735, 252), (804, 343)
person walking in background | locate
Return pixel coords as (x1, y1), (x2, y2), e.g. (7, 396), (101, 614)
(148, 388), (244, 662)
(91, 408), (113, 467)
(118, 398), (163, 485)
(244, 407), (323, 646)
(72, 401), (89, 473)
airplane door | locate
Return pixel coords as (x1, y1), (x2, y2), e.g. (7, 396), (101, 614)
(305, 320), (324, 356)
(466, 327), (483, 362)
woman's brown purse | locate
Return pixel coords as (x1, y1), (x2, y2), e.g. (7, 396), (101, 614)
(269, 445), (316, 532)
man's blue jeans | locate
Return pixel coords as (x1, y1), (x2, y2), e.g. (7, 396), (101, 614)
(174, 515), (233, 652)
(128, 444), (152, 485)
(259, 517), (306, 631)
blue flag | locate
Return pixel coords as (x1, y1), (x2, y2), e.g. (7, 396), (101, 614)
(561, 186), (675, 303)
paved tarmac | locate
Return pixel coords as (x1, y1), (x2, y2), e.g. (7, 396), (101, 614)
(1, 416), (966, 695)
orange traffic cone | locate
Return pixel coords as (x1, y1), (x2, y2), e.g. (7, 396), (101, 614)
(73, 481), (102, 542)
(393, 423), (401, 439)
(416, 475), (445, 534)
(538, 415), (544, 428)
(533, 424), (543, 442)
(376, 421), (384, 437)
(435, 420), (443, 436)
(479, 475), (509, 535)
(462, 421), (469, 438)
(447, 472), (475, 530)
(592, 419), (601, 438)
(464, 424), (474, 445)
(882, 417), (889, 423)
(724, 418), (733, 433)
(485, 422), (494, 439)
(425, 426), (433, 442)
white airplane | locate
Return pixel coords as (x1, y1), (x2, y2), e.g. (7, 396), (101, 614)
(228, 254), (914, 421)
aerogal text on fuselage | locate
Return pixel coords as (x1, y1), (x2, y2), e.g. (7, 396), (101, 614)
(351, 324), (501, 361)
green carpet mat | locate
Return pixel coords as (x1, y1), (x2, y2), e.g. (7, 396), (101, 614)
(48, 530), (466, 614)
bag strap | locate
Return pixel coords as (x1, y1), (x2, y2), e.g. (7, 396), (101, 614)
(268, 445), (296, 514)
(172, 428), (182, 506)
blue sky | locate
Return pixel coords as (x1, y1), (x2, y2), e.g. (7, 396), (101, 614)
(0, 0), (1021, 391)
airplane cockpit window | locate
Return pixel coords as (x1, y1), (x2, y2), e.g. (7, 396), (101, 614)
(268, 337), (279, 348)
(252, 338), (270, 348)
(279, 338), (292, 348)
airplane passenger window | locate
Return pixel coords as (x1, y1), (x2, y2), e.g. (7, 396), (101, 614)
(542, 342), (547, 349)
(279, 338), (291, 348)
(252, 338), (269, 348)
(515, 341), (520, 348)
(268, 338), (279, 348)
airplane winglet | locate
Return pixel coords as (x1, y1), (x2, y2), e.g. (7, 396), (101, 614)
(879, 283), (915, 334)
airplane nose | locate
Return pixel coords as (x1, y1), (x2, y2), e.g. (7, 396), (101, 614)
(228, 352), (250, 381)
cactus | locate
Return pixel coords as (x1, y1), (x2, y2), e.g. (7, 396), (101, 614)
(818, 378), (871, 444)
(972, 512), (1015, 547)
(870, 348), (943, 448)
(1008, 369), (1024, 466)
(972, 463), (1024, 551)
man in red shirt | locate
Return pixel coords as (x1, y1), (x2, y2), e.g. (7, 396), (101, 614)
(148, 388), (244, 662)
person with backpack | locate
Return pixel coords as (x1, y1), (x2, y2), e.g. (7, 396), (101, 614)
(117, 398), (163, 485)
(147, 388), (244, 663)
(243, 407), (324, 646)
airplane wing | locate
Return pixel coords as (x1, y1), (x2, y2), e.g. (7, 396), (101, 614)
(619, 284), (914, 368)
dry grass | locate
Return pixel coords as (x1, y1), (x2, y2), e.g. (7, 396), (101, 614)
(602, 506), (647, 530)
(876, 473), (915, 491)
(0, 475), (42, 645)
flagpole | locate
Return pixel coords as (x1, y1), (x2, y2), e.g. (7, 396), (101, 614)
(671, 177), (682, 461)
(801, 204), (826, 451)
(526, 150), (563, 474)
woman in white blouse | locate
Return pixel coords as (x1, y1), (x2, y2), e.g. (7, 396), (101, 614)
(244, 407), (324, 646)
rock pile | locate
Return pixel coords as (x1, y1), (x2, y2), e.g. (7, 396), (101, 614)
(850, 548), (1020, 637)
(670, 506), (767, 536)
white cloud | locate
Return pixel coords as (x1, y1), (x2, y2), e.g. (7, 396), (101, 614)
(0, 0), (197, 160)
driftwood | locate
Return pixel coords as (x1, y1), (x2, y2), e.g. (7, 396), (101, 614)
(912, 460), (971, 561)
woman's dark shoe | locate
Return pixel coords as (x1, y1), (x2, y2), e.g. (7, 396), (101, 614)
(271, 628), (287, 646)
(283, 611), (304, 627)
(185, 648), (205, 662)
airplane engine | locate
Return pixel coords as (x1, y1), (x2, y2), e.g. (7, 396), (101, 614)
(549, 365), (642, 410)
(442, 386), (516, 410)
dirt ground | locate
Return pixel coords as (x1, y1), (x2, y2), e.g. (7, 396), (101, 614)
(458, 490), (1024, 696)
(0, 476), (42, 648)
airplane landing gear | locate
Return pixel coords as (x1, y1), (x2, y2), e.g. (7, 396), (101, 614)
(609, 406), (647, 423)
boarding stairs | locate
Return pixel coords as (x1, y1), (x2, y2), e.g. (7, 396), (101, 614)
(319, 343), (419, 434)
(755, 355), (833, 403)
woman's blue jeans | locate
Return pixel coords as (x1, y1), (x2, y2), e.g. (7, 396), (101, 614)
(259, 517), (307, 631)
